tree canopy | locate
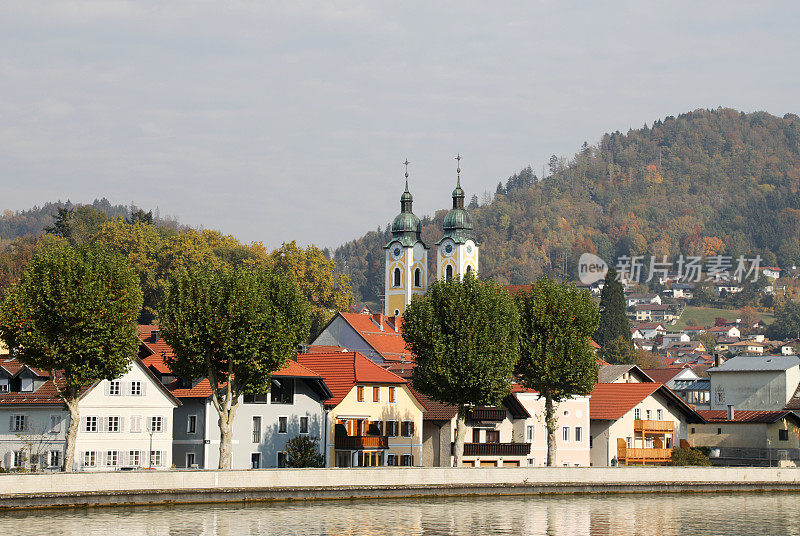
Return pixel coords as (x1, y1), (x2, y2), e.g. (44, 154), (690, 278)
(595, 268), (632, 361)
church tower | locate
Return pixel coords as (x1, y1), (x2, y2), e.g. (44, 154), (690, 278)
(384, 161), (428, 317)
(437, 154), (479, 280)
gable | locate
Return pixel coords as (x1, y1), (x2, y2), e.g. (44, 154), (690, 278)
(80, 360), (180, 409)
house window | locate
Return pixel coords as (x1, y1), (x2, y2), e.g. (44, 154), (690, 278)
(244, 393), (268, 404)
(12, 451), (23, 468)
(528, 458), (536, 466)
(107, 416), (120, 433)
(386, 454), (397, 466)
(526, 425), (535, 442)
(300, 416), (309, 434)
(645, 410), (652, 420)
(12, 414), (27, 432)
(251, 453), (261, 469)
(393, 268), (401, 288)
(562, 427), (570, 442)
(150, 450), (162, 467)
(779, 429), (789, 441)
(473, 428), (481, 443)
(414, 268), (422, 288)
(130, 415), (142, 433)
(446, 265), (453, 281)
(108, 380), (121, 396)
(84, 416), (98, 433)
(278, 416), (288, 434)
(270, 378), (294, 404)
(401, 454), (413, 466)
(186, 453), (196, 467)
(252, 416), (262, 443)
(717, 428), (722, 435)
(48, 450), (60, 468)
(277, 452), (287, 468)
(130, 381), (142, 396)
(20, 377), (33, 392)
(357, 385), (365, 402)
(187, 415), (197, 434)
(626, 437), (633, 448)
(129, 450), (140, 467)
(691, 427), (696, 434)
(634, 408), (641, 420)
(149, 416), (163, 433)
(83, 451), (97, 467)
(386, 420), (398, 437)
(575, 427), (583, 443)
(389, 386), (396, 403)
(486, 430), (500, 443)
(106, 451), (119, 467)
(50, 415), (62, 434)
(657, 409), (663, 421)
(373, 386), (380, 402)
(0, 379), (8, 392)
(401, 421), (414, 438)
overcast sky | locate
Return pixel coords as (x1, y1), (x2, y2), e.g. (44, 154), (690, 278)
(2, 2), (799, 250)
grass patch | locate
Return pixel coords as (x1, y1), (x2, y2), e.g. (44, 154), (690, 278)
(670, 306), (774, 331)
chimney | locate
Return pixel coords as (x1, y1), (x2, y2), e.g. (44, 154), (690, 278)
(714, 352), (720, 368)
(727, 404), (735, 420)
(151, 330), (160, 343)
(372, 313), (384, 331)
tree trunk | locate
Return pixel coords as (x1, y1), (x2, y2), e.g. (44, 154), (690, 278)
(545, 395), (557, 467)
(216, 403), (238, 469)
(453, 405), (468, 468)
(64, 398), (80, 473)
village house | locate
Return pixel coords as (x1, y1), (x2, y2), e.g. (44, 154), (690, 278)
(761, 267), (782, 280)
(0, 356), (179, 471)
(598, 365), (653, 384)
(665, 283), (695, 299)
(589, 383), (705, 466)
(662, 332), (690, 349)
(634, 323), (667, 340)
(727, 340), (766, 355)
(708, 356), (800, 412)
(709, 325), (741, 339)
(642, 367), (710, 409)
(296, 351), (426, 468)
(682, 326), (706, 338)
(625, 294), (662, 308)
(138, 327), (331, 469)
(714, 282), (743, 296)
(634, 304), (676, 323)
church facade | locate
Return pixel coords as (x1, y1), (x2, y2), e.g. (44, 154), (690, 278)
(383, 160), (479, 317)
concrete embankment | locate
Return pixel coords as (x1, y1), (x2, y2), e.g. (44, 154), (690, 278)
(1, 466), (800, 510)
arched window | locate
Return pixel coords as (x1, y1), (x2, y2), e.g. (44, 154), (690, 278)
(414, 268), (422, 288)
(465, 265), (472, 276)
(393, 267), (401, 287)
(446, 265), (453, 281)
(394, 309), (400, 317)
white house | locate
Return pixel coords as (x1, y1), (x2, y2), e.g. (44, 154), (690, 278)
(708, 356), (800, 412)
(662, 333), (690, 349)
(0, 358), (179, 471)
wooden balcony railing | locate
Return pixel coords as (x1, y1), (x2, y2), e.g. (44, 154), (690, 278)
(335, 435), (389, 450)
(634, 419), (674, 434)
(617, 444), (673, 465)
(468, 407), (506, 421)
(452, 442), (531, 456)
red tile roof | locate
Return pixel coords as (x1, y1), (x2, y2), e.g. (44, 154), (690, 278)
(272, 360), (323, 378)
(297, 351), (408, 407)
(338, 313), (411, 362)
(0, 379), (63, 405)
(306, 345), (349, 354)
(137, 325), (174, 374)
(167, 378), (214, 398)
(640, 367), (686, 384)
(589, 382), (662, 420)
(697, 410), (794, 424)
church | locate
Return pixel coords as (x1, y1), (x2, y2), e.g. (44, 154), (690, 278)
(383, 158), (479, 318)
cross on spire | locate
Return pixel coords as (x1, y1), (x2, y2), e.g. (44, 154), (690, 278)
(455, 153), (462, 186)
(403, 159), (410, 190)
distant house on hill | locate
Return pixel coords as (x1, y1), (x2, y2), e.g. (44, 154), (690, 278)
(635, 304), (675, 323)
(626, 294), (662, 308)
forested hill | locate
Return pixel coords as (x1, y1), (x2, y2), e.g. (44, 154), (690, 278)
(335, 108), (800, 304)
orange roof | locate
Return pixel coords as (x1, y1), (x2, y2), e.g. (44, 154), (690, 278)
(589, 382), (662, 420)
(338, 313), (411, 362)
(138, 325), (174, 374)
(590, 340), (601, 349)
(306, 345), (349, 354)
(272, 360), (323, 378)
(297, 351), (408, 407)
(167, 378), (214, 398)
(698, 410), (795, 424)
(640, 367), (686, 384)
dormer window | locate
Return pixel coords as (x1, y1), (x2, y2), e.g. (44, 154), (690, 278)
(0, 379), (8, 393)
(108, 380), (121, 396)
(20, 377), (33, 392)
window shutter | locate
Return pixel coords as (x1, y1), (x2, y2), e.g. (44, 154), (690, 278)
(81, 417), (88, 433)
(141, 382), (147, 396)
(8, 415), (13, 432)
(99, 417), (107, 433)
(119, 416), (125, 433)
(409, 422), (415, 436)
(162, 416), (169, 433)
(121, 450), (128, 466)
(104, 382), (110, 396)
(24, 416), (30, 432)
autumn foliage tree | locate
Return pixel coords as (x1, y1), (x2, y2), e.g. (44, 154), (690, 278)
(159, 263), (309, 469)
(0, 241), (142, 472)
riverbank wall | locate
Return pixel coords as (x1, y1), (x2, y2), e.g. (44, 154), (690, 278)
(1, 466), (800, 510)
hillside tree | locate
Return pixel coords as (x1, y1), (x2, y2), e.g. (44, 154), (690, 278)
(515, 278), (599, 466)
(402, 272), (520, 466)
(159, 263), (309, 469)
(0, 241), (142, 472)
(595, 267), (633, 360)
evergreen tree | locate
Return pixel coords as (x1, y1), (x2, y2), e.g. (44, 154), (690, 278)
(595, 268), (631, 358)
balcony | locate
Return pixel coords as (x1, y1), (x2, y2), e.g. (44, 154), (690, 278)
(617, 445), (673, 465)
(468, 407), (506, 421)
(634, 419), (674, 434)
(334, 435), (389, 450)
(452, 442), (531, 456)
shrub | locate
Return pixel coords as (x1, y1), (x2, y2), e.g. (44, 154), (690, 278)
(284, 435), (324, 468)
(670, 447), (711, 466)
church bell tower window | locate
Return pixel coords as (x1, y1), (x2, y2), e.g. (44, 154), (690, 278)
(393, 268), (401, 288)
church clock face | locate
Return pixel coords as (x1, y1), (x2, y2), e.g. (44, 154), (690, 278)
(466, 244), (473, 254)
(443, 243), (454, 257)
(392, 246), (402, 260)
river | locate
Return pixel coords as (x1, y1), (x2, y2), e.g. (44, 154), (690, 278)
(2, 492), (799, 535)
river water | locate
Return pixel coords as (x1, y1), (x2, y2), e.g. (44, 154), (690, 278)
(2, 492), (799, 535)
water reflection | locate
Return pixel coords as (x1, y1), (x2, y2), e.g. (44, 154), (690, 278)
(2, 492), (800, 535)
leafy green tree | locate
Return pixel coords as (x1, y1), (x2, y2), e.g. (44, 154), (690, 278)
(767, 298), (800, 340)
(604, 335), (637, 364)
(515, 278), (599, 466)
(284, 435), (325, 468)
(268, 241), (354, 339)
(0, 241), (142, 472)
(402, 272), (520, 466)
(159, 263), (309, 469)
(45, 206), (108, 245)
(595, 268), (631, 357)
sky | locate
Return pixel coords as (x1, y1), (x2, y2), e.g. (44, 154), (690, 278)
(2, 2), (799, 250)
